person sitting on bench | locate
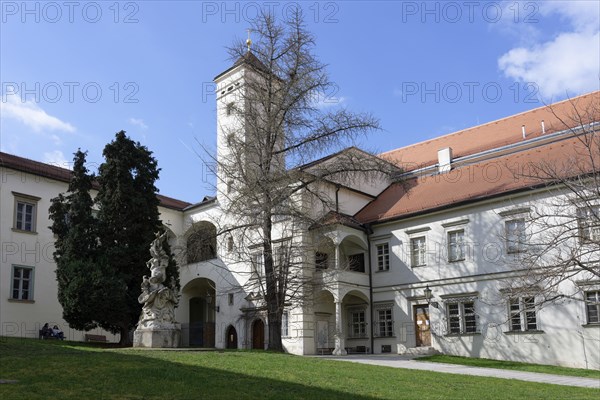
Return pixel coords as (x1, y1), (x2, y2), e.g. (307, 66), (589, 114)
(41, 323), (52, 339)
(51, 325), (65, 340)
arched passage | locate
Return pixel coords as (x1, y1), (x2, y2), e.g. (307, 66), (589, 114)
(226, 325), (238, 349)
(186, 221), (217, 264)
(184, 278), (216, 347)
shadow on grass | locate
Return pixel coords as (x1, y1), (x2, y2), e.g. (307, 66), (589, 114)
(0, 337), (376, 400)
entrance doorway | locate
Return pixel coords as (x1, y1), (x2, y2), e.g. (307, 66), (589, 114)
(189, 296), (215, 347)
(414, 305), (431, 347)
(226, 325), (238, 349)
(252, 319), (265, 349)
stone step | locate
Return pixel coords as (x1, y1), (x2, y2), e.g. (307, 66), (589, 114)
(402, 346), (440, 356)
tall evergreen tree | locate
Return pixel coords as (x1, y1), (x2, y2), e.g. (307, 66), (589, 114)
(50, 150), (105, 331)
(50, 133), (177, 345)
(95, 131), (162, 344)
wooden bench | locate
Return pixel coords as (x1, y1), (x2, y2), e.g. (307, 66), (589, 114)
(317, 347), (334, 355)
(39, 329), (59, 340)
(345, 346), (370, 354)
(84, 334), (108, 343)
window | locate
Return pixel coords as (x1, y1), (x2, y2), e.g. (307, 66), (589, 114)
(228, 293), (234, 306)
(186, 222), (217, 263)
(505, 219), (526, 253)
(585, 291), (600, 324)
(446, 301), (477, 334)
(13, 193), (40, 233)
(11, 266), (34, 301)
(227, 236), (234, 252)
(577, 206), (600, 242)
(282, 311), (289, 337)
(315, 252), (329, 270)
(227, 180), (234, 194)
(509, 297), (537, 331)
(348, 309), (367, 338)
(226, 102), (235, 116)
(252, 252), (264, 278)
(410, 236), (426, 267)
(374, 306), (394, 337)
(376, 243), (390, 271)
(447, 230), (465, 262)
(348, 253), (365, 273)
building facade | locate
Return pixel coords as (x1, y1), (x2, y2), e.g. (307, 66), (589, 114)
(1, 57), (598, 369)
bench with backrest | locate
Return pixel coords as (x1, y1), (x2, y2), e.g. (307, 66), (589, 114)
(84, 334), (108, 343)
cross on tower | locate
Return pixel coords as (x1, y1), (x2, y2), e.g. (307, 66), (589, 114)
(246, 29), (252, 52)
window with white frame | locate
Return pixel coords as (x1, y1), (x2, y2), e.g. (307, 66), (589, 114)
(374, 305), (394, 337)
(410, 236), (426, 267)
(505, 218), (526, 253)
(252, 252), (264, 278)
(11, 266), (34, 301)
(447, 229), (465, 262)
(282, 311), (289, 336)
(376, 243), (390, 271)
(348, 309), (367, 338)
(585, 291), (600, 324)
(446, 300), (477, 334)
(508, 296), (538, 331)
(577, 206), (600, 242)
(13, 193), (39, 233)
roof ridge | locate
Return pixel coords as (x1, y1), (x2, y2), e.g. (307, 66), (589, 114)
(380, 90), (600, 157)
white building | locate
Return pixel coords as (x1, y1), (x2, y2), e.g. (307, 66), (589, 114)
(1, 55), (598, 369)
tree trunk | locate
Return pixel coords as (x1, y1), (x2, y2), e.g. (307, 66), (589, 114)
(268, 310), (283, 351)
(119, 324), (132, 347)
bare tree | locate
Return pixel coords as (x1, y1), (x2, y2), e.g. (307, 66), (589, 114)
(200, 10), (395, 351)
(501, 93), (600, 312)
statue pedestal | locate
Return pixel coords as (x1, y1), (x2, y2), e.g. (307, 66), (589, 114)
(133, 326), (181, 348)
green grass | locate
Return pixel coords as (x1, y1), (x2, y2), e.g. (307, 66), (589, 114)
(0, 337), (598, 400)
(417, 354), (600, 379)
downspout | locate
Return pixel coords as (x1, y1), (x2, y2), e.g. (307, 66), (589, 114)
(365, 223), (374, 354)
(335, 185), (340, 213)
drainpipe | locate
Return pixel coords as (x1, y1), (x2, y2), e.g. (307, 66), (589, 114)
(335, 185), (340, 213)
(366, 223), (374, 354)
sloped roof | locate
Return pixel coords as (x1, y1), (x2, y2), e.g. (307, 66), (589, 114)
(213, 51), (271, 81)
(0, 152), (192, 211)
(356, 133), (599, 224)
(310, 211), (366, 232)
(381, 91), (600, 172)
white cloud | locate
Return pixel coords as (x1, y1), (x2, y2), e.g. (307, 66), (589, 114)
(0, 96), (75, 133)
(43, 150), (71, 169)
(498, 1), (600, 99)
(128, 117), (148, 130)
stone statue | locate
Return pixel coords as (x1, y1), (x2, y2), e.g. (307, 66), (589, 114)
(133, 231), (180, 347)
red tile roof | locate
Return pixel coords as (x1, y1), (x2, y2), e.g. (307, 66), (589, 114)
(381, 91), (600, 172)
(0, 152), (192, 211)
(356, 133), (599, 224)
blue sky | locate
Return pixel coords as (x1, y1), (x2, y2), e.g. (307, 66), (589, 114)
(1, 1), (599, 203)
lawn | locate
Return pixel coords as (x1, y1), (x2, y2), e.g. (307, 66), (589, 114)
(1, 337), (598, 400)
(417, 354), (600, 379)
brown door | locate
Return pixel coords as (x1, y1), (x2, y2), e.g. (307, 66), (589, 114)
(226, 325), (238, 349)
(252, 319), (265, 349)
(414, 305), (431, 347)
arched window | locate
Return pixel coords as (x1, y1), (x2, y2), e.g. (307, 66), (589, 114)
(187, 222), (217, 263)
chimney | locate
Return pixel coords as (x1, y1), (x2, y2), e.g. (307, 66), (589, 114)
(438, 147), (453, 173)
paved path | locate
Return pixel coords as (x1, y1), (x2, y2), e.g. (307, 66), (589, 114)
(320, 355), (600, 389)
